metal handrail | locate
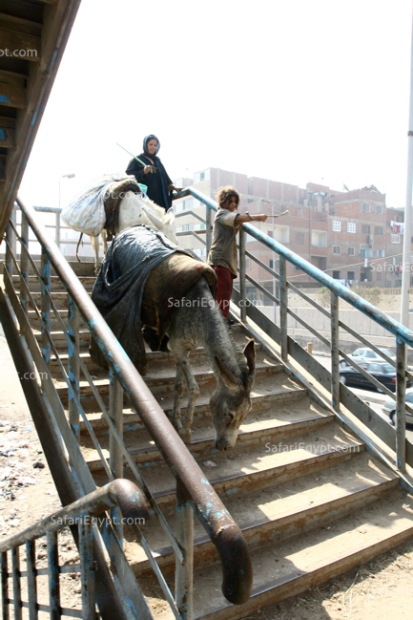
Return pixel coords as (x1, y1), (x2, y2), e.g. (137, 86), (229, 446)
(13, 196), (253, 608)
(180, 187), (413, 484)
(0, 480), (149, 619)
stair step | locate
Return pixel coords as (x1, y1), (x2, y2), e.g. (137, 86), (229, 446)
(34, 329), (91, 346)
(54, 360), (290, 408)
(10, 275), (96, 293)
(78, 379), (310, 432)
(123, 452), (398, 578)
(191, 485), (413, 619)
(83, 400), (334, 469)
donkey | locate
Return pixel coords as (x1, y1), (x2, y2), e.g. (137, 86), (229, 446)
(164, 276), (256, 449)
(91, 225), (255, 450)
(89, 189), (178, 273)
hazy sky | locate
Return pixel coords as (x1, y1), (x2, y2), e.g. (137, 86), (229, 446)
(19, 0), (413, 209)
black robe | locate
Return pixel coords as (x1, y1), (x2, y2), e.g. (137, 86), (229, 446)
(126, 154), (172, 211)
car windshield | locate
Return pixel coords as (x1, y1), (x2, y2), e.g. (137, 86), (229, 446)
(378, 349), (395, 358)
(376, 363), (394, 373)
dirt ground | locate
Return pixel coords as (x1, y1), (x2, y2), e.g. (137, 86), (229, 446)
(1, 300), (413, 619)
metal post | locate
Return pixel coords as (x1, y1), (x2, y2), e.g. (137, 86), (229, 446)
(55, 211), (61, 249)
(79, 518), (96, 620)
(20, 215), (29, 313)
(239, 228), (247, 322)
(205, 206), (212, 256)
(175, 480), (194, 620)
(109, 369), (124, 542)
(11, 547), (22, 620)
(109, 369), (124, 479)
(5, 209), (16, 277)
(46, 531), (60, 619)
(25, 541), (38, 620)
(1, 551), (9, 620)
(279, 256), (288, 361)
(40, 248), (51, 370)
(68, 297), (80, 440)
(330, 291), (340, 411)
(395, 341), (407, 471)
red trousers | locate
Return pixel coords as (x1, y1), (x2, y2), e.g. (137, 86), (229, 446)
(213, 265), (235, 319)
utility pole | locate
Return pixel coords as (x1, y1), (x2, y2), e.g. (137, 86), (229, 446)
(401, 3), (413, 327)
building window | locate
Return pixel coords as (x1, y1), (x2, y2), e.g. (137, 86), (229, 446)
(311, 230), (327, 247)
(295, 232), (305, 244)
(332, 271), (340, 279)
(391, 234), (401, 244)
(347, 222), (356, 233)
(374, 226), (383, 235)
(347, 271), (355, 280)
(376, 205), (383, 214)
(348, 246), (355, 256)
(332, 246), (341, 254)
(362, 224), (370, 234)
(269, 259), (274, 269)
(362, 203), (370, 212)
(332, 221), (341, 231)
(376, 249), (385, 258)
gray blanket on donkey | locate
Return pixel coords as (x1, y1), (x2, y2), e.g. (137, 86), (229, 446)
(90, 225), (216, 375)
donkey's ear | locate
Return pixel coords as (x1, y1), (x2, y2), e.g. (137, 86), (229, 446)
(243, 339), (256, 379)
(214, 355), (239, 390)
(141, 204), (164, 230)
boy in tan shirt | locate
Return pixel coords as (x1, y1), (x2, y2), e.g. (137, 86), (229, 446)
(208, 186), (267, 321)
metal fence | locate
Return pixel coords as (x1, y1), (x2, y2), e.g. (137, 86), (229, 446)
(0, 480), (149, 620)
(175, 187), (413, 488)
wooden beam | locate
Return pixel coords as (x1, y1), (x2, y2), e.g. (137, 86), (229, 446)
(0, 28), (40, 62)
(0, 116), (16, 129)
(0, 127), (15, 148)
(0, 81), (26, 108)
(0, 154), (6, 181)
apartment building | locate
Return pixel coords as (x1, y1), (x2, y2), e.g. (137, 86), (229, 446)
(173, 168), (411, 296)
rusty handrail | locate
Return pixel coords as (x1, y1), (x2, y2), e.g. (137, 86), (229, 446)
(0, 479), (149, 553)
(14, 197), (252, 605)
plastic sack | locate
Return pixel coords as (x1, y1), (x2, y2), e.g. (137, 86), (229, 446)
(61, 173), (132, 237)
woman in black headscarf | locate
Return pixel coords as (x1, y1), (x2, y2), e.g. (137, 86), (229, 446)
(125, 134), (183, 211)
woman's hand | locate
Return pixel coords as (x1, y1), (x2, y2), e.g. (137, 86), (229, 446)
(143, 165), (155, 175)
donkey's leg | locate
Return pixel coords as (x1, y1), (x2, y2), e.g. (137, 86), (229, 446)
(89, 235), (100, 275)
(101, 230), (108, 254)
(176, 358), (200, 443)
(171, 362), (186, 436)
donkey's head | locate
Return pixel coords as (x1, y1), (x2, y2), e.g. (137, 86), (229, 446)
(209, 339), (256, 451)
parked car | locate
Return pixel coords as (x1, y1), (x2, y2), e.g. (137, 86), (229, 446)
(339, 347), (396, 368)
(382, 387), (413, 426)
(339, 361), (411, 393)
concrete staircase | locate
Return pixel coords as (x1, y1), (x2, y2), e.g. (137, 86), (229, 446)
(24, 271), (413, 619)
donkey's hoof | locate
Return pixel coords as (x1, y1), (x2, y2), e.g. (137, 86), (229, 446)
(179, 428), (192, 444)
